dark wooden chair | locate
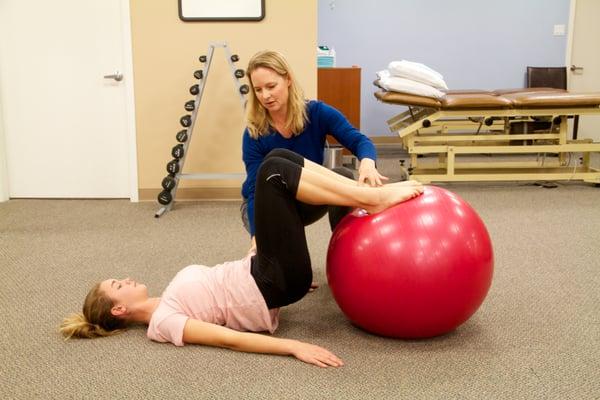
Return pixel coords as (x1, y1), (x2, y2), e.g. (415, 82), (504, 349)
(526, 66), (578, 139)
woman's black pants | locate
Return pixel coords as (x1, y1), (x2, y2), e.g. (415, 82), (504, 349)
(250, 149), (352, 309)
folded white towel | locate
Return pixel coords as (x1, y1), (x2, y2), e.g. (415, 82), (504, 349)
(377, 70), (445, 99)
(376, 69), (391, 80)
(390, 60), (444, 79)
(388, 60), (448, 90)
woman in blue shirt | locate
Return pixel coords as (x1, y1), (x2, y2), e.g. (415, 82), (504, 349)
(242, 50), (387, 256)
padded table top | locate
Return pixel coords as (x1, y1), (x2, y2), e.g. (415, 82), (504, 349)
(375, 88), (600, 110)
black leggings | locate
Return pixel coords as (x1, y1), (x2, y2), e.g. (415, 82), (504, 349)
(250, 149), (352, 309)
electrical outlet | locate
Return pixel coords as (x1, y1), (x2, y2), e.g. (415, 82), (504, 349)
(553, 24), (566, 36)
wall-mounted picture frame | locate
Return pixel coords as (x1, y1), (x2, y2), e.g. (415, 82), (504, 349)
(179, 0), (265, 22)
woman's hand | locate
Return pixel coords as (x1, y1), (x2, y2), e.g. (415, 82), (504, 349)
(358, 158), (388, 187)
(290, 341), (344, 368)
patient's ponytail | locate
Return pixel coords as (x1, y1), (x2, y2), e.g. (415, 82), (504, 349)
(60, 282), (127, 339)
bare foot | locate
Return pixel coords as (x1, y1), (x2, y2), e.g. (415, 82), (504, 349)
(308, 281), (319, 292)
(363, 184), (424, 215)
(391, 179), (422, 187)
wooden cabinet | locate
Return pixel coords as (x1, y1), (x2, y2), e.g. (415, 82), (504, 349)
(317, 67), (361, 147)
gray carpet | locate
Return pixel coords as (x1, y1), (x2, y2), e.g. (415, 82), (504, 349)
(1, 157), (599, 399)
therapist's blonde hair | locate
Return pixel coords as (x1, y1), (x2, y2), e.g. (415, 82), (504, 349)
(246, 50), (307, 139)
(60, 282), (127, 339)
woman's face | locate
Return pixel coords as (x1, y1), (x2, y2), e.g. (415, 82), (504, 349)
(100, 277), (148, 307)
(250, 67), (291, 115)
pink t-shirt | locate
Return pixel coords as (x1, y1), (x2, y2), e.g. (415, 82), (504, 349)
(147, 256), (279, 346)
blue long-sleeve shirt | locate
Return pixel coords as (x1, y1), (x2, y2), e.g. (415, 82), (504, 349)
(241, 100), (377, 236)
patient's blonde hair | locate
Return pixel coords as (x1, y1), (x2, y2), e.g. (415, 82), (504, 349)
(60, 282), (126, 339)
(246, 50), (307, 139)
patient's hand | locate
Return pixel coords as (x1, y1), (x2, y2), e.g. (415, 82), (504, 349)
(290, 341), (344, 368)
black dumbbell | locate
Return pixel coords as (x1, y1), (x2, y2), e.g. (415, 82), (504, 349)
(157, 190), (173, 205)
(193, 70), (203, 80)
(231, 54), (239, 62)
(190, 84), (199, 95)
(184, 100), (195, 111)
(176, 129), (188, 143)
(199, 55), (207, 63)
(161, 176), (177, 191)
(166, 159), (180, 174)
(234, 69), (245, 78)
(180, 115), (192, 127)
(239, 84), (250, 95)
(172, 144), (184, 159)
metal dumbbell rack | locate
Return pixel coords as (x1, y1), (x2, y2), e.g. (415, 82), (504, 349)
(155, 42), (248, 218)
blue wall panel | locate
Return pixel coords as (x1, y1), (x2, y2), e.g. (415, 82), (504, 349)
(318, 0), (570, 136)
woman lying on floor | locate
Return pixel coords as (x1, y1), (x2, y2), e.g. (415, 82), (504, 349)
(60, 149), (423, 367)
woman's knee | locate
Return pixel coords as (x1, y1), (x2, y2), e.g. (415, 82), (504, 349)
(265, 148), (295, 161)
(257, 156), (284, 181)
(257, 156), (302, 192)
(264, 149), (304, 166)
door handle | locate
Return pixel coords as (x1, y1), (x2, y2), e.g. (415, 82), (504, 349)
(103, 71), (123, 81)
(570, 65), (584, 72)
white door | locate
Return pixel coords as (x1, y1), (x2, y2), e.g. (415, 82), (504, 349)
(568, 0), (600, 142)
(0, 0), (136, 198)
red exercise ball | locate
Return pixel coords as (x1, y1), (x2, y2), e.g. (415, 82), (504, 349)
(326, 185), (494, 339)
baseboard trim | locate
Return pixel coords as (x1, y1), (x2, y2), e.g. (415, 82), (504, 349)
(141, 137), (401, 201)
(139, 187), (242, 202)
